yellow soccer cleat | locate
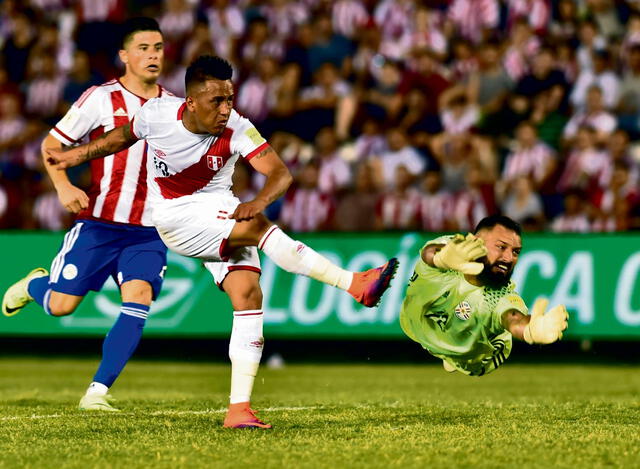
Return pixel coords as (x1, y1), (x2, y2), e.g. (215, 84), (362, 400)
(2, 268), (49, 317)
(79, 394), (120, 412)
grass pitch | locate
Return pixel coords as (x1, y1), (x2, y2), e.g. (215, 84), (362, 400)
(0, 358), (639, 469)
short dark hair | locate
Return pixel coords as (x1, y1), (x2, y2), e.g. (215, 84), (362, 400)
(473, 215), (522, 236)
(121, 17), (162, 49)
(185, 55), (233, 92)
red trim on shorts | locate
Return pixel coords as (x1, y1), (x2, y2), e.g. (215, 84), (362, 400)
(244, 142), (269, 161)
(52, 126), (81, 144)
(229, 265), (262, 274)
(258, 226), (278, 250)
(217, 266), (263, 292)
(100, 90), (130, 220)
(177, 102), (187, 120)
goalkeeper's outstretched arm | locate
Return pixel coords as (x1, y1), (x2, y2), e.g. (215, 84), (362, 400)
(421, 233), (487, 275)
(502, 299), (569, 344)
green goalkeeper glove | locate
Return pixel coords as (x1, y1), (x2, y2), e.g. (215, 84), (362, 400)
(524, 298), (569, 345)
(433, 233), (488, 275)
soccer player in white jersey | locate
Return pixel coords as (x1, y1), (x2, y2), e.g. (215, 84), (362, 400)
(47, 55), (399, 429)
(2, 18), (169, 411)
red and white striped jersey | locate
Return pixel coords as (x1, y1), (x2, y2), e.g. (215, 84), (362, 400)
(376, 188), (422, 230)
(447, 0), (499, 44)
(506, 0), (550, 34)
(50, 79), (171, 226)
(131, 97), (268, 201)
(279, 188), (333, 232)
(332, 0), (370, 39)
(502, 141), (555, 185)
(418, 191), (455, 232)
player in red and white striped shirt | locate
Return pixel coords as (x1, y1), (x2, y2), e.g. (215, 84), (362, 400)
(2, 18), (169, 412)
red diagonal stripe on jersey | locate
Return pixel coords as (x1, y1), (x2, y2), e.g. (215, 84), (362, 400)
(155, 127), (233, 199)
(100, 90), (130, 220)
(81, 126), (105, 219)
(129, 140), (148, 224)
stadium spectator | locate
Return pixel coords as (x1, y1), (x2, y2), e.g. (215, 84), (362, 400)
(313, 127), (352, 195)
(203, 0), (245, 60)
(550, 190), (592, 233)
(375, 164), (421, 230)
(558, 126), (611, 194)
(417, 169), (455, 232)
(279, 160), (333, 233)
(452, 163), (496, 231)
(563, 86), (617, 145)
(372, 127), (426, 189)
(445, 0), (499, 45)
(334, 162), (379, 231)
(616, 44), (640, 136)
(501, 121), (556, 190)
(500, 175), (545, 226)
(570, 48), (620, 110)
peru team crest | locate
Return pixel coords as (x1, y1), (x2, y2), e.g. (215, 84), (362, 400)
(207, 155), (224, 171)
(454, 301), (473, 320)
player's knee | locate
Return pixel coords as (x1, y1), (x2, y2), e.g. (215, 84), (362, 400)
(120, 280), (153, 305)
(230, 285), (263, 311)
(47, 297), (76, 317)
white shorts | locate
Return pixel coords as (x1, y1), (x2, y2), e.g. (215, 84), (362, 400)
(152, 192), (261, 287)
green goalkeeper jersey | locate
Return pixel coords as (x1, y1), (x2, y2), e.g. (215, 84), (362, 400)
(400, 235), (528, 376)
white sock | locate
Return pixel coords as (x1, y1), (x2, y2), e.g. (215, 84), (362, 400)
(258, 226), (353, 290)
(86, 382), (109, 396)
(229, 310), (264, 404)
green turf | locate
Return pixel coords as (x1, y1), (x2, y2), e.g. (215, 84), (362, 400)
(1, 358), (639, 469)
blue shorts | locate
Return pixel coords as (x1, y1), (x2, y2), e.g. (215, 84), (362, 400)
(49, 219), (167, 299)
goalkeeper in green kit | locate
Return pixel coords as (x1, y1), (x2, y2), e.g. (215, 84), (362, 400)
(400, 215), (568, 376)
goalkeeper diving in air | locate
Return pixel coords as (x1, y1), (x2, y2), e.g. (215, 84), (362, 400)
(400, 215), (568, 376)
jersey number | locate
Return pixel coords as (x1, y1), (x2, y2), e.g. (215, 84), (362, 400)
(154, 156), (169, 177)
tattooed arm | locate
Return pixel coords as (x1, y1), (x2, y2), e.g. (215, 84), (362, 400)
(230, 145), (293, 221)
(45, 122), (139, 169)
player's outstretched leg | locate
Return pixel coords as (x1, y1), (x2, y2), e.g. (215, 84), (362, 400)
(2, 268), (49, 317)
(258, 226), (398, 307)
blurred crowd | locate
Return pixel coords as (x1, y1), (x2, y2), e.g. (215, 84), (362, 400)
(1, 0), (640, 233)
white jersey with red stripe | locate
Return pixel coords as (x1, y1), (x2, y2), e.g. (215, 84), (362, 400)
(50, 79), (171, 226)
(131, 97), (268, 201)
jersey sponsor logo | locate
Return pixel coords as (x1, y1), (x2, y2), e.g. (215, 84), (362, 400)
(207, 155), (224, 171)
(154, 149), (166, 159)
(454, 301), (473, 320)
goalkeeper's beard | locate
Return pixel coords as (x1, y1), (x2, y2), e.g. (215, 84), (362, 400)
(477, 257), (513, 289)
